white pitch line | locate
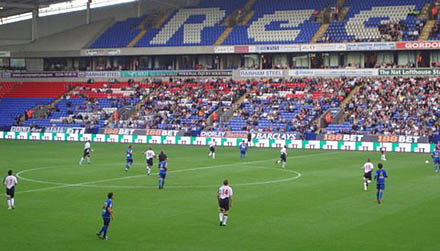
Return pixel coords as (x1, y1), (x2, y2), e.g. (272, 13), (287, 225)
(15, 151), (337, 193)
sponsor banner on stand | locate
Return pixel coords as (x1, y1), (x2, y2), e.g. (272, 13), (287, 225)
(249, 45), (301, 53)
(346, 42), (395, 51)
(200, 131), (248, 138)
(378, 68), (440, 76)
(10, 72), (78, 78)
(79, 71), (121, 78)
(120, 70), (231, 78)
(289, 69), (378, 77)
(0, 51), (10, 57)
(396, 41), (440, 50)
(1, 72), (11, 78)
(239, 70), (284, 78)
(252, 132), (300, 140)
(214, 46), (235, 54)
(200, 131), (300, 140)
(234, 46), (250, 53)
(82, 49), (121, 56)
(175, 70), (232, 77)
(301, 43), (346, 52)
(10, 126), (43, 133)
(100, 128), (181, 136)
(317, 134), (429, 143)
(121, 71), (177, 78)
(44, 127), (85, 134)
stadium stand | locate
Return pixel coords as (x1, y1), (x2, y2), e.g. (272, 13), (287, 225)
(86, 0), (440, 48)
(216, 78), (354, 133)
(108, 79), (249, 135)
(0, 82), (70, 130)
(90, 16), (146, 48)
(135, 0), (247, 47)
(22, 82), (144, 130)
(320, 0), (430, 43)
(326, 77), (440, 136)
(223, 0), (335, 45)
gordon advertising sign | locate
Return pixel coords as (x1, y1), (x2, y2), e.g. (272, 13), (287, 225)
(318, 134), (428, 143)
(396, 41), (440, 50)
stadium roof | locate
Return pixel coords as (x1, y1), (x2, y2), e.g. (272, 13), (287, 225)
(0, 0), (68, 18)
(0, 0), (145, 24)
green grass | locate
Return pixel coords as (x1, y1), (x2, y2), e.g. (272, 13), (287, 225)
(1, 140), (439, 251)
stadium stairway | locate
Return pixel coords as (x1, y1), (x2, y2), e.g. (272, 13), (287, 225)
(315, 84), (360, 133)
(311, 23), (329, 43)
(214, 0), (256, 45)
(340, 84), (360, 109)
(337, 6), (350, 22)
(215, 27), (234, 45)
(127, 11), (174, 48)
(419, 19), (435, 40)
(418, 2), (432, 20)
(127, 16), (151, 48)
(218, 86), (254, 126)
(108, 86), (160, 126)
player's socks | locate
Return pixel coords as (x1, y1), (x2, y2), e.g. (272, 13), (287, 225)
(219, 213), (223, 223)
(11, 198), (14, 208)
(98, 226), (105, 236)
(212, 153), (215, 159)
(223, 215), (228, 226)
(7, 200), (11, 209)
(79, 157), (84, 165)
(282, 163), (286, 169)
(363, 182), (367, 191)
(102, 226), (108, 238)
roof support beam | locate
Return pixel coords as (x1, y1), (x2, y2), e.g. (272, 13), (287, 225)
(0, 2), (37, 9)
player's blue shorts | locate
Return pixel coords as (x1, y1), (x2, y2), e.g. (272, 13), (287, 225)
(103, 217), (111, 226)
(159, 170), (167, 179)
(376, 183), (385, 190)
(240, 151), (246, 155)
(434, 159), (439, 164)
(126, 159), (133, 164)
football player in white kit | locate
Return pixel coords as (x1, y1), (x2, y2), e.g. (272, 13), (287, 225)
(208, 139), (216, 159)
(79, 140), (93, 166)
(380, 146), (387, 161)
(4, 170), (18, 210)
(144, 147), (156, 175)
(217, 179), (233, 226)
(361, 158), (374, 191)
(276, 145), (288, 168)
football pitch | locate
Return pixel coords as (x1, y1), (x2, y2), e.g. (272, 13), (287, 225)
(1, 140), (439, 251)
